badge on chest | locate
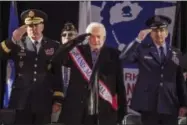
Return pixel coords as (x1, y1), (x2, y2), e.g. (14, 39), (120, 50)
(45, 48), (54, 56)
(144, 55), (153, 60)
(18, 49), (26, 68)
(171, 51), (179, 65)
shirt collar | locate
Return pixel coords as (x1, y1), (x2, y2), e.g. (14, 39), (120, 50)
(90, 46), (101, 53)
(154, 42), (166, 49)
(30, 36), (43, 44)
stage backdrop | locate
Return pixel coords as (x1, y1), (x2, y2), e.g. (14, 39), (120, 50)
(79, 1), (177, 114)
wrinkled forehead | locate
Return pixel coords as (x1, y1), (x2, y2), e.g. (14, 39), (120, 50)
(62, 30), (77, 34)
(90, 27), (105, 37)
(61, 31), (77, 37)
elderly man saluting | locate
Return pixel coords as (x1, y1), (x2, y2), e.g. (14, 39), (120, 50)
(51, 22), (127, 125)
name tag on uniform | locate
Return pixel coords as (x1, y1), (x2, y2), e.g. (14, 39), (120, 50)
(45, 48), (54, 56)
(18, 49), (26, 56)
(172, 55), (179, 65)
(144, 56), (153, 59)
(172, 51), (179, 65)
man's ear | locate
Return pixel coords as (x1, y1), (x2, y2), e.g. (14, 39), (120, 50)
(103, 36), (106, 41)
(165, 28), (169, 37)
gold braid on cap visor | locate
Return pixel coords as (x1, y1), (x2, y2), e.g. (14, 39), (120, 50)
(25, 17), (44, 25)
(151, 24), (168, 29)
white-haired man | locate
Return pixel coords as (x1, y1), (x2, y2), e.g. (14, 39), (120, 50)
(56, 22), (127, 125)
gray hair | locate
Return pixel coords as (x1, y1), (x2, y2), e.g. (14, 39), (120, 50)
(85, 22), (106, 37)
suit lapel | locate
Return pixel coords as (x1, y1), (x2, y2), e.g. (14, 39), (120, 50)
(149, 43), (172, 65)
(149, 45), (161, 64)
(38, 37), (48, 55)
(82, 44), (93, 68)
(163, 44), (172, 65)
(79, 45), (107, 70)
(96, 46), (108, 66)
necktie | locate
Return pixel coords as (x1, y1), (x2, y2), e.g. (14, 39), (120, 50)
(159, 46), (165, 64)
(34, 41), (39, 52)
(92, 49), (99, 65)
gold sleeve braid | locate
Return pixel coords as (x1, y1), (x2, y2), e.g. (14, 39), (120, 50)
(1, 41), (11, 53)
(53, 91), (64, 98)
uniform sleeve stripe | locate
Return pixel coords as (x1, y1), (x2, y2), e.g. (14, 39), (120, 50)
(53, 91), (64, 97)
(1, 41), (11, 53)
(54, 102), (62, 106)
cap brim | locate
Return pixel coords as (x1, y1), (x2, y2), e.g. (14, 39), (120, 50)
(20, 9), (48, 24)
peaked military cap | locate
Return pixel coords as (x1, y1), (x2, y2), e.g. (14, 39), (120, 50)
(61, 22), (77, 37)
(146, 15), (171, 29)
(61, 22), (77, 32)
(20, 9), (48, 25)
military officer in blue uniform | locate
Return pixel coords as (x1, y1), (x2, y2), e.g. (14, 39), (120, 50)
(119, 15), (187, 125)
(0, 9), (64, 124)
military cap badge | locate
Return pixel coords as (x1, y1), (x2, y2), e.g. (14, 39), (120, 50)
(28, 11), (35, 17)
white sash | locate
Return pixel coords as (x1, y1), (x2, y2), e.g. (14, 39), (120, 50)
(69, 47), (118, 110)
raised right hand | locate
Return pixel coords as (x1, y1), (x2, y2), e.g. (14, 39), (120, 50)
(12, 25), (27, 42)
(137, 29), (152, 42)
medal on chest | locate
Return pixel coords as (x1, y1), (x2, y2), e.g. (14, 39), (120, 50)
(171, 51), (179, 65)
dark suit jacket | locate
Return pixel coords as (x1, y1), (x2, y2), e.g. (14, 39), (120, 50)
(179, 53), (187, 70)
(121, 40), (187, 115)
(0, 37), (63, 113)
(58, 44), (126, 125)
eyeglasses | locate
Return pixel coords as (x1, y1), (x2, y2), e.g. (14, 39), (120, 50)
(61, 33), (75, 37)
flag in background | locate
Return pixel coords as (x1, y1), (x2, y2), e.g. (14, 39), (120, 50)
(78, 1), (92, 45)
(172, 2), (181, 49)
(3, 1), (18, 108)
(78, 1), (91, 34)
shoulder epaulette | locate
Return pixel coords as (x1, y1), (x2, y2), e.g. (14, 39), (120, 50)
(141, 43), (152, 48)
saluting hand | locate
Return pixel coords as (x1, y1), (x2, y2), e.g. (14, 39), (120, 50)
(137, 29), (152, 42)
(12, 25), (27, 42)
(52, 103), (62, 113)
(179, 107), (187, 117)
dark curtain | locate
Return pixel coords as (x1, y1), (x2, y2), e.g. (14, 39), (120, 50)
(180, 1), (187, 54)
(0, 1), (9, 108)
(0, 1), (79, 107)
(0, 1), (2, 108)
(0, 2), (2, 42)
(173, 1), (187, 54)
(172, 1), (181, 50)
(170, 1), (187, 54)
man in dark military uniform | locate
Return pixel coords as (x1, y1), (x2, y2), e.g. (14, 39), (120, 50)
(51, 23), (78, 122)
(60, 22), (78, 94)
(56, 22), (126, 125)
(119, 15), (187, 125)
(0, 9), (64, 124)
(61, 22), (78, 44)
